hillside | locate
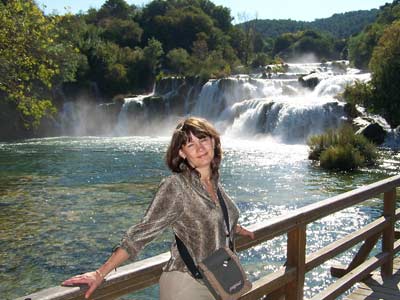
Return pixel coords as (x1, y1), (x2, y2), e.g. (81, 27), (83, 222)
(241, 9), (379, 39)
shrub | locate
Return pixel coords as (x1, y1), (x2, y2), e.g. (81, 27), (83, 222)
(340, 80), (374, 117)
(308, 124), (378, 171)
(320, 144), (364, 171)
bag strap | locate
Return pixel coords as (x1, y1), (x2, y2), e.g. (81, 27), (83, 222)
(175, 234), (203, 279)
(175, 187), (233, 279)
(216, 188), (230, 236)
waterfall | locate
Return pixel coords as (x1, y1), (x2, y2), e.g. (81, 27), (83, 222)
(115, 61), (371, 142)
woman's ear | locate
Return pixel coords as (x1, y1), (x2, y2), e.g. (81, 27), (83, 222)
(179, 149), (186, 159)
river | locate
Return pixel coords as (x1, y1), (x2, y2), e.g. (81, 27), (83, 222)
(0, 135), (399, 299)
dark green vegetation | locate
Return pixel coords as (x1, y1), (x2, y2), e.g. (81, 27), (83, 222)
(242, 10), (379, 39)
(1, 0), (400, 139)
(308, 125), (378, 171)
(343, 1), (400, 128)
(307, 1), (400, 171)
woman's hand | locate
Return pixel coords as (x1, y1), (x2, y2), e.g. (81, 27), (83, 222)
(236, 224), (255, 239)
(62, 270), (104, 299)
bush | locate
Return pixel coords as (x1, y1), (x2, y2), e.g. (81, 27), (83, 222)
(340, 80), (374, 118)
(320, 144), (364, 171)
(308, 124), (378, 171)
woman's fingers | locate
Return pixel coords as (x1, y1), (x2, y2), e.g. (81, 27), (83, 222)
(85, 282), (100, 299)
(242, 228), (255, 239)
(62, 272), (96, 286)
(62, 277), (90, 286)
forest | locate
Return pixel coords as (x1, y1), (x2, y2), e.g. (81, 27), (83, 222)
(1, 0), (400, 139)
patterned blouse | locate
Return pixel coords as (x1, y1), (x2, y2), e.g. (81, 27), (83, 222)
(118, 170), (240, 273)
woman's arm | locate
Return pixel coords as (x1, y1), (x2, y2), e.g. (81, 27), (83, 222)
(235, 224), (255, 239)
(62, 247), (129, 299)
(61, 176), (183, 298)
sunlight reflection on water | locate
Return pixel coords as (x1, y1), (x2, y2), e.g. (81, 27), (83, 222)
(0, 136), (398, 299)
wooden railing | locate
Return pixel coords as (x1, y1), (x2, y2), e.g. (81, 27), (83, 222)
(17, 174), (400, 300)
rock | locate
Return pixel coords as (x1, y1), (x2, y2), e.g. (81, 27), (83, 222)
(354, 117), (387, 145)
(298, 72), (320, 89)
(343, 103), (361, 119)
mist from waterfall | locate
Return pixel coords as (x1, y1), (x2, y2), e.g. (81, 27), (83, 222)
(118, 61), (370, 143)
(57, 61), (371, 143)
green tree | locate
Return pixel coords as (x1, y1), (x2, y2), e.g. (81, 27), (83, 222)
(99, 18), (143, 48)
(251, 53), (270, 68)
(97, 0), (136, 20)
(369, 20), (400, 127)
(0, 0), (63, 128)
(348, 23), (384, 69)
(166, 48), (191, 75)
(143, 38), (164, 76)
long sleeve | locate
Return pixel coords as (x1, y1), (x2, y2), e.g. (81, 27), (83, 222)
(119, 175), (184, 259)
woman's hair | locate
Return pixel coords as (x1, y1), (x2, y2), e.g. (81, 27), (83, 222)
(165, 117), (222, 179)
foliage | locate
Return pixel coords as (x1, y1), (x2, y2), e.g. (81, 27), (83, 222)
(368, 20), (400, 127)
(347, 1), (400, 69)
(251, 53), (271, 68)
(308, 125), (378, 171)
(99, 18), (143, 48)
(0, 0), (78, 128)
(96, 0), (137, 20)
(166, 48), (191, 75)
(272, 30), (335, 60)
(240, 10), (379, 39)
(340, 80), (374, 117)
(347, 23), (384, 69)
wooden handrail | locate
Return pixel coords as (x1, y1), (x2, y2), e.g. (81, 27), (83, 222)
(16, 174), (400, 300)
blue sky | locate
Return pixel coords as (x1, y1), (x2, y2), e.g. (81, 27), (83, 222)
(37, 0), (391, 22)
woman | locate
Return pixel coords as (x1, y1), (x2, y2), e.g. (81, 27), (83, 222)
(62, 117), (254, 299)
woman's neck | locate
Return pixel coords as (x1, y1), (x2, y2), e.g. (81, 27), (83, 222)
(197, 166), (212, 182)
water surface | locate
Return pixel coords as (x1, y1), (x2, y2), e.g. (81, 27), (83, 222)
(0, 136), (398, 299)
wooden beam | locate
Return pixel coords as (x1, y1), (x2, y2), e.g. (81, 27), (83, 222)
(16, 252), (170, 300)
(239, 266), (296, 300)
(347, 234), (380, 271)
(306, 216), (387, 272)
(285, 225), (306, 300)
(382, 188), (396, 277)
(329, 233), (380, 279)
(309, 252), (390, 300)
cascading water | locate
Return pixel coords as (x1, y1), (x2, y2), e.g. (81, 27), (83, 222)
(118, 61), (371, 142)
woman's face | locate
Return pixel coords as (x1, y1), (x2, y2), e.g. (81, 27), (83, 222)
(179, 132), (215, 170)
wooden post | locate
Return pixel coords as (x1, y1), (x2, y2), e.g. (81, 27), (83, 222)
(381, 188), (396, 277)
(285, 225), (306, 300)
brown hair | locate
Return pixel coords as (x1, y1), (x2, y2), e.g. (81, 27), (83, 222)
(165, 117), (222, 179)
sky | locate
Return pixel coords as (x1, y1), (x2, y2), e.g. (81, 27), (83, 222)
(36, 0), (392, 22)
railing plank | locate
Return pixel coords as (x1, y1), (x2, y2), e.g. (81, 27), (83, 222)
(239, 266), (297, 300)
(237, 175), (400, 252)
(309, 252), (390, 300)
(16, 253), (170, 300)
(382, 188), (397, 277)
(286, 225), (307, 300)
(306, 216), (387, 272)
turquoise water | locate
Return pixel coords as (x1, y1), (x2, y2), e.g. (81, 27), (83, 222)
(0, 136), (399, 300)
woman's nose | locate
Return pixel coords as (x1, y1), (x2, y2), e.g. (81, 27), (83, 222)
(194, 141), (205, 152)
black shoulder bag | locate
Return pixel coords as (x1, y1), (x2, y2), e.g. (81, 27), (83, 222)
(174, 188), (252, 300)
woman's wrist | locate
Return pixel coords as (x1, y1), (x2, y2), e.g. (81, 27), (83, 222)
(237, 224), (243, 234)
(95, 269), (106, 281)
